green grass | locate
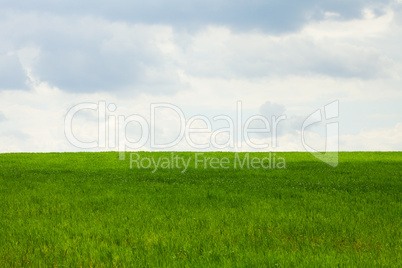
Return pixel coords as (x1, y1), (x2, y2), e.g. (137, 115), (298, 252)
(0, 152), (401, 267)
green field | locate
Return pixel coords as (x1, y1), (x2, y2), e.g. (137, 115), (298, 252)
(0, 152), (401, 267)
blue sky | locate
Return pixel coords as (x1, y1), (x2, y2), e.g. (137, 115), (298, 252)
(0, 0), (401, 152)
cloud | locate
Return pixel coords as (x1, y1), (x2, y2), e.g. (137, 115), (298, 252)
(181, 17), (398, 80)
(0, 111), (6, 122)
(1, 4), (399, 94)
(340, 123), (402, 151)
(253, 101), (306, 138)
(0, 130), (29, 140)
(0, 0), (393, 33)
(0, 54), (28, 90)
(1, 14), (184, 94)
(0, 0), (401, 153)
(259, 101), (286, 117)
(0, 80), (401, 152)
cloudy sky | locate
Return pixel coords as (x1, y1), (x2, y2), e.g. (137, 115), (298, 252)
(0, 0), (401, 153)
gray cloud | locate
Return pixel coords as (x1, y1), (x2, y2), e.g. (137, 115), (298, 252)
(0, 14), (184, 94)
(257, 102), (306, 137)
(183, 32), (397, 80)
(0, 54), (28, 90)
(259, 101), (286, 117)
(0, 1), (397, 95)
(0, 111), (6, 122)
(33, 42), (181, 94)
(0, 0), (392, 33)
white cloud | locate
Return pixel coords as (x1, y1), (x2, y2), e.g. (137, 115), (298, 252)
(340, 123), (402, 151)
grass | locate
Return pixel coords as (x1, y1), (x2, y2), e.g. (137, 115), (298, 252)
(0, 152), (401, 267)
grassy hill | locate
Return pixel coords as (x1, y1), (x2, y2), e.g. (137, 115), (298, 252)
(0, 152), (401, 266)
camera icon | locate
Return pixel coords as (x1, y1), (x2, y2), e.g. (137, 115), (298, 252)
(301, 100), (339, 167)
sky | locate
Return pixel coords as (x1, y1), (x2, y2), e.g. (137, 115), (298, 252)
(0, 0), (401, 153)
